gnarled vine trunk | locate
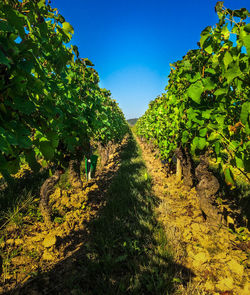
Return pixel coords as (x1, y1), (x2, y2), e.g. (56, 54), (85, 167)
(40, 170), (61, 227)
(0, 255), (2, 277)
(175, 147), (193, 187)
(69, 147), (84, 188)
(195, 155), (221, 224)
(97, 141), (113, 167)
(69, 158), (82, 188)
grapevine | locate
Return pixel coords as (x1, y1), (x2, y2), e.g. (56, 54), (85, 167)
(136, 2), (250, 187)
(0, 0), (128, 224)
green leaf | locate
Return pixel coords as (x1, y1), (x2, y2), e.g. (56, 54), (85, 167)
(181, 130), (189, 144)
(232, 8), (249, 19)
(214, 141), (220, 155)
(224, 63), (242, 83)
(221, 25), (230, 40)
(0, 153), (7, 170)
(197, 137), (206, 150)
(202, 110), (212, 119)
(240, 102), (250, 124)
(3, 5), (26, 38)
(229, 140), (240, 151)
(205, 68), (216, 75)
(0, 21), (14, 32)
(215, 116), (225, 128)
(244, 156), (250, 172)
(204, 45), (213, 54)
(240, 29), (250, 57)
(18, 135), (32, 149)
(190, 72), (201, 83)
(62, 22), (74, 35)
(37, 0), (46, 9)
(187, 81), (203, 104)
(224, 167), (235, 188)
(46, 131), (59, 149)
(203, 77), (215, 91)
(24, 150), (41, 173)
(215, 1), (223, 13)
(7, 158), (20, 175)
(191, 136), (207, 153)
(5, 123), (32, 149)
(200, 26), (211, 48)
(0, 50), (11, 67)
(244, 24), (250, 33)
(12, 98), (36, 115)
(235, 156), (244, 169)
(208, 132), (219, 141)
(72, 45), (79, 58)
(223, 51), (233, 69)
(0, 133), (10, 154)
(83, 58), (94, 66)
(19, 60), (34, 74)
(199, 128), (207, 137)
(214, 88), (228, 96)
(39, 141), (55, 160)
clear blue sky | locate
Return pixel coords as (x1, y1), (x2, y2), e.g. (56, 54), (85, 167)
(52, 0), (250, 119)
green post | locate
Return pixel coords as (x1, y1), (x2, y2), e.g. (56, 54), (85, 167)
(90, 155), (98, 177)
(85, 158), (91, 180)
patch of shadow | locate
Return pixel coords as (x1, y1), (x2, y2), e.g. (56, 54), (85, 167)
(3, 136), (194, 295)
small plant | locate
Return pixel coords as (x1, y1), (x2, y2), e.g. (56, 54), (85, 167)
(234, 226), (249, 242)
(3, 206), (24, 227)
(58, 170), (71, 190)
(54, 216), (64, 224)
(26, 249), (39, 260)
(2, 247), (22, 282)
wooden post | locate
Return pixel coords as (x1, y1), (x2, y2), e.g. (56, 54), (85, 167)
(176, 158), (182, 182)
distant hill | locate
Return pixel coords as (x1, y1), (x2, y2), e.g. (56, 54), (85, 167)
(127, 118), (138, 126)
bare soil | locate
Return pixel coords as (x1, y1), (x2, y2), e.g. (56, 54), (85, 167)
(0, 134), (249, 295)
(136, 136), (250, 295)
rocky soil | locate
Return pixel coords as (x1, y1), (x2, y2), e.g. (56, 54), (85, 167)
(0, 134), (249, 295)
(137, 137), (250, 295)
(0, 137), (128, 294)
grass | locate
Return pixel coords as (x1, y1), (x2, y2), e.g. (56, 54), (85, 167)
(0, 168), (49, 227)
(64, 135), (176, 294)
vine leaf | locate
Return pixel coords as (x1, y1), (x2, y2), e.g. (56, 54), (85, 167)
(240, 102), (250, 125)
(223, 51), (233, 69)
(244, 24), (250, 33)
(0, 50), (11, 67)
(200, 26), (211, 48)
(187, 81), (203, 104)
(191, 137), (207, 154)
(39, 141), (55, 160)
(224, 167), (235, 189)
(62, 22), (74, 35)
(199, 128), (207, 137)
(214, 88), (228, 96)
(240, 28), (250, 57)
(224, 63), (242, 83)
(235, 156), (244, 169)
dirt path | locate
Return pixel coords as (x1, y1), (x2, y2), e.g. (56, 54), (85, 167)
(1, 134), (249, 295)
(1, 134), (182, 295)
(136, 136), (250, 295)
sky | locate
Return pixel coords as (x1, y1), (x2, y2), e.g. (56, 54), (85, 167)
(52, 0), (250, 119)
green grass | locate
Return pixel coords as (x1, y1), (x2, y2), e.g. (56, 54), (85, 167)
(0, 168), (49, 227)
(67, 135), (176, 294)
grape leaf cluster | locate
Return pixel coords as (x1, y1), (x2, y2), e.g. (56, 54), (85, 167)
(136, 3), (250, 186)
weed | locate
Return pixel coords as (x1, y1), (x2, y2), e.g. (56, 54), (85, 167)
(58, 170), (71, 190)
(2, 246), (22, 282)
